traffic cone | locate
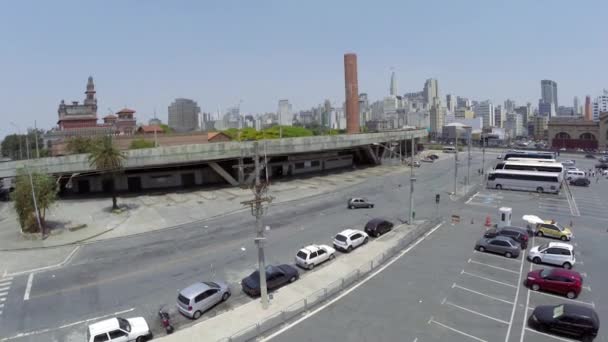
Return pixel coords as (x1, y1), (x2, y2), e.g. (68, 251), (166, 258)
(484, 215), (492, 227)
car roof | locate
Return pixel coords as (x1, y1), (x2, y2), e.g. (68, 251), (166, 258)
(546, 242), (574, 250)
(88, 318), (120, 335)
(548, 269), (581, 279)
(562, 304), (598, 320)
(366, 218), (388, 225)
(338, 229), (361, 236)
(493, 236), (516, 242)
(300, 245), (322, 253)
(179, 282), (212, 298)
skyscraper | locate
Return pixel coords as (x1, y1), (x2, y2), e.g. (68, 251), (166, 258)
(344, 53), (360, 134)
(388, 71), (397, 96)
(423, 79), (439, 106)
(494, 105), (505, 128)
(277, 99), (293, 126)
(474, 100), (494, 128)
(446, 94), (456, 113)
(585, 96), (592, 121)
(573, 96), (580, 115)
(540, 80), (558, 116)
(323, 99), (332, 127)
(592, 90), (608, 121)
(168, 98), (200, 132)
(504, 99), (516, 113)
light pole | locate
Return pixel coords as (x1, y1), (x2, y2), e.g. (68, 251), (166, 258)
(481, 133), (486, 175)
(409, 138), (416, 223)
(466, 126), (472, 187)
(454, 130), (459, 195)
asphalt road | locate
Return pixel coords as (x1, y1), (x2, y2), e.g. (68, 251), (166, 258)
(0, 153), (485, 341)
(269, 155), (608, 342)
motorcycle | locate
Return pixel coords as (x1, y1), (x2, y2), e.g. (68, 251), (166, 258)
(158, 306), (174, 334)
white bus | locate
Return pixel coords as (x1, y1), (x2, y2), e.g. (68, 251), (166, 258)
(494, 161), (564, 175)
(506, 158), (557, 163)
(503, 151), (556, 160)
(487, 169), (561, 194)
(442, 146), (457, 153)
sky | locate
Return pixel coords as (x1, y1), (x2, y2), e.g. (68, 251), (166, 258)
(1, 0), (607, 139)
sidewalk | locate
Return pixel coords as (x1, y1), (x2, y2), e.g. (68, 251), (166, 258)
(0, 164), (409, 251)
(154, 219), (440, 342)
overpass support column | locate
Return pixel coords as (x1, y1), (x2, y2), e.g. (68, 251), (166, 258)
(209, 162), (239, 186)
(364, 145), (380, 165)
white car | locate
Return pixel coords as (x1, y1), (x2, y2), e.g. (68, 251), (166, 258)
(333, 229), (368, 253)
(87, 317), (151, 342)
(561, 160), (575, 167)
(566, 170), (585, 181)
(295, 244), (336, 269)
(497, 154), (503, 159)
(528, 242), (576, 269)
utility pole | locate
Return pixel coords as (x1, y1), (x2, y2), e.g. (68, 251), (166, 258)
(481, 134), (486, 175)
(409, 138), (415, 223)
(241, 142), (273, 309)
(454, 131), (459, 195)
(467, 127), (472, 187)
(21, 130), (43, 235)
(34, 121), (40, 159)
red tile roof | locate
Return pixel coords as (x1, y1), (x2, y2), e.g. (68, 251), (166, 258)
(138, 125), (163, 133)
(117, 108), (136, 114)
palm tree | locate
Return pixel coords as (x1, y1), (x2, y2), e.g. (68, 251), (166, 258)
(88, 136), (125, 210)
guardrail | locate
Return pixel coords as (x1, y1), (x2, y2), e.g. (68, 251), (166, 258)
(217, 217), (443, 342)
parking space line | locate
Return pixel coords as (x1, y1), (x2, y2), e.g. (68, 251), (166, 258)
(519, 236), (535, 342)
(461, 270), (517, 288)
(429, 319), (488, 342)
(451, 283), (514, 304)
(504, 237), (525, 341)
(23, 273), (34, 301)
(467, 259), (519, 274)
(472, 250), (521, 263)
(582, 285), (591, 291)
(445, 300), (509, 324)
(465, 192), (479, 204)
(530, 290), (595, 307)
(525, 328), (578, 342)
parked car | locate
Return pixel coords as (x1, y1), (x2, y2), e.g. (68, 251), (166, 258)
(483, 227), (528, 249)
(347, 197), (374, 209)
(333, 229), (368, 252)
(561, 160), (575, 167)
(528, 304), (599, 341)
(406, 160), (421, 167)
(585, 154), (596, 159)
(0, 188), (10, 201)
(474, 236), (521, 258)
(428, 154), (439, 160)
(536, 220), (573, 241)
(570, 178), (590, 186)
(528, 242), (576, 269)
(421, 157), (434, 163)
(559, 147), (566, 151)
(497, 154), (503, 159)
(595, 163), (608, 170)
(87, 317), (152, 342)
(525, 268), (582, 299)
(295, 244), (335, 270)
(177, 281), (231, 319)
(364, 218), (394, 238)
(241, 264), (299, 297)
(566, 170), (585, 181)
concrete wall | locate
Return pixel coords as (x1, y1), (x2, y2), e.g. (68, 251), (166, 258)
(0, 130), (427, 179)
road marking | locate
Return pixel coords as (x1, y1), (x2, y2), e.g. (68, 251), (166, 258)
(461, 270), (517, 288)
(525, 328), (578, 341)
(445, 300), (509, 324)
(23, 273), (34, 301)
(468, 259), (519, 274)
(259, 222), (445, 342)
(429, 319), (488, 342)
(582, 285), (591, 291)
(6, 245), (80, 277)
(0, 281), (11, 288)
(0, 277), (13, 282)
(504, 236), (525, 342)
(530, 290), (595, 307)
(0, 292), (6, 297)
(0, 286), (9, 292)
(465, 192), (479, 204)
(0, 307), (135, 341)
(472, 250), (521, 263)
(452, 283), (514, 304)
(0, 298), (4, 302)
(519, 236), (535, 342)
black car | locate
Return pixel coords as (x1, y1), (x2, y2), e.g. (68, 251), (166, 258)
(0, 188), (10, 201)
(241, 264), (299, 297)
(570, 178), (590, 187)
(428, 154), (439, 160)
(595, 163), (608, 169)
(364, 218), (394, 238)
(528, 304), (599, 341)
(483, 227), (529, 249)
(585, 154), (596, 159)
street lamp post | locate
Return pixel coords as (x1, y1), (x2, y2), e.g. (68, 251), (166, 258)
(481, 134), (486, 175)
(454, 131), (459, 195)
(466, 127), (472, 187)
(409, 138), (415, 223)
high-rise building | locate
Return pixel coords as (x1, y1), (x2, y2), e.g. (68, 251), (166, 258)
(585, 96), (593, 121)
(323, 99), (332, 127)
(429, 103), (443, 137)
(423, 79), (439, 106)
(455, 108), (474, 119)
(277, 99), (293, 126)
(504, 99), (516, 113)
(557, 106), (575, 117)
(514, 105), (531, 131)
(389, 71), (397, 96)
(456, 96), (471, 110)
(344, 53), (360, 134)
(540, 80), (558, 116)
(592, 90), (608, 121)
(505, 113), (523, 137)
(494, 105), (505, 128)
(538, 99), (555, 117)
(168, 98), (200, 132)
(359, 93), (370, 127)
(446, 94), (456, 113)
(474, 100), (494, 128)
(573, 96), (580, 115)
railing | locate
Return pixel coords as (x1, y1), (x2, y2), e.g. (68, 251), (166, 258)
(217, 217), (443, 342)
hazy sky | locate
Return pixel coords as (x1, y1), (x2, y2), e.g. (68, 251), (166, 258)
(1, 0), (607, 139)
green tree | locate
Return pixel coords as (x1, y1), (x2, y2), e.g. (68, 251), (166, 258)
(160, 124), (173, 133)
(66, 136), (96, 154)
(12, 169), (57, 233)
(129, 138), (155, 149)
(88, 136), (126, 210)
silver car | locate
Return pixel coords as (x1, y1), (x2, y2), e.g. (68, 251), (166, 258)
(347, 197), (374, 209)
(475, 236), (520, 258)
(177, 281), (231, 319)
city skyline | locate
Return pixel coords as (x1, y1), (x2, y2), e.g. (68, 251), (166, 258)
(1, 0), (608, 139)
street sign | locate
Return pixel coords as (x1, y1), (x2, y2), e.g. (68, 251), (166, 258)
(435, 194), (440, 204)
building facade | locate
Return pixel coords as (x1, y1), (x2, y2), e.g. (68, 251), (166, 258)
(585, 96), (593, 121)
(494, 105), (505, 128)
(592, 91), (608, 121)
(548, 113), (608, 150)
(423, 79), (439, 106)
(57, 76), (98, 130)
(541, 79), (558, 111)
(474, 101), (494, 128)
(505, 112), (523, 137)
(168, 98), (200, 132)
(277, 99), (293, 126)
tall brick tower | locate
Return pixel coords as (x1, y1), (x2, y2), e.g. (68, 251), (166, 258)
(344, 53), (360, 134)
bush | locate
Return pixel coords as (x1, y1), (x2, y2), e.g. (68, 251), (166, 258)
(129, 139), (155, 149)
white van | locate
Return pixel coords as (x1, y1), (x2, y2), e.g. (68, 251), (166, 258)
(566, 170), (585, 181)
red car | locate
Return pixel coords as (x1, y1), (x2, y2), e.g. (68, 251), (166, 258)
(525, 268), (582, 299)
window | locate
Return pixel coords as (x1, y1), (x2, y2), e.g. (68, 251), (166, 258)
(94, 334), (109, 342)
(109, 330), (128, 339)
(309, 251), (318, 259)
(335, 235), (347, 242)
(561, 249), (571, 256)
(317, 249), (326, 256)
(178, 294), (190, 305)
(195, 292), (206, 303)
(311, 160), (320, 167)
(295, 162), (305, 169)
(351, 233), (362, 240)
(491, 240), (507, 246)
(545, 248), (561, 255)
(296, 251), (308, 259)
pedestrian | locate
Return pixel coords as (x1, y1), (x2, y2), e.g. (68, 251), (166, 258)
(596, 177), (599, 184)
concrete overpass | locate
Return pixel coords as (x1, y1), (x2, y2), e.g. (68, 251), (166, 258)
(0, 130), (427, 191)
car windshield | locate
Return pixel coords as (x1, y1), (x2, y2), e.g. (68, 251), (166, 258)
(117, 317), (131, 332)
(178, 293), (190, 305)
(553, 305), (564, 319)
(539, 269), (549, 278)
(538, 243), (549, 251)
(335, 235), (347, 242)
(554, 223), (565, 231)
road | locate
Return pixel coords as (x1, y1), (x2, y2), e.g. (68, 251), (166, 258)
(0, 152), (485, 341)
(268, 155), (608, 342)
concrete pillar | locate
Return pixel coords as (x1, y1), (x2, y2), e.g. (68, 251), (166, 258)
(209, 162), (239, 186)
